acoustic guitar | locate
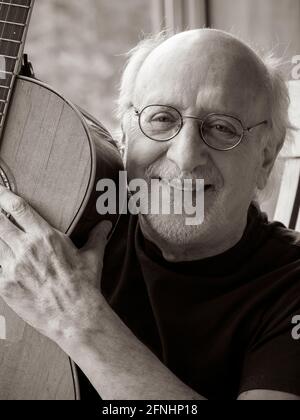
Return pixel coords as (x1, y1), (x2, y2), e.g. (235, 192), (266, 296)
(0, 0), (124, 399)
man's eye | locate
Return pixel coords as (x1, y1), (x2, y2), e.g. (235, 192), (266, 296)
(151, 113), (175, 123)
(214, 124), (234, 134)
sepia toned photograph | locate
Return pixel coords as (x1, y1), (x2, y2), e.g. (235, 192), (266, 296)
(0, 0), (299, 404)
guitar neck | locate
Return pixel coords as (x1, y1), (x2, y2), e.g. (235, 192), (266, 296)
(0, 0), (35, 137)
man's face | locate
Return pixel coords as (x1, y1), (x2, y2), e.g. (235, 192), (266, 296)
(123, 31), (272, 261)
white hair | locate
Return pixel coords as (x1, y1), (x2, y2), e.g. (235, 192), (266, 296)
(116, 29), (296, 204)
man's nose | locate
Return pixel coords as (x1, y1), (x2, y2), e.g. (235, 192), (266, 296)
(166, 120), (209, 172)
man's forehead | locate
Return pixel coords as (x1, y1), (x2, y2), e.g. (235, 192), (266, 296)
(133, 30), (268, 118)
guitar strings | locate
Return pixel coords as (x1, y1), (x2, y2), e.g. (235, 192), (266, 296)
(0, 0), (30, 123)
(0, 0), (13, 120)
(0, 0), (14, 54)
(0, 0), (29, 58)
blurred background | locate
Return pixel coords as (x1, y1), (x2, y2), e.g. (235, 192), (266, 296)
(26, 0), (300, 135)
(26, 0), (152, 136)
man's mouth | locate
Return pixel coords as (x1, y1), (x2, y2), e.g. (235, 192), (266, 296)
(157, 177), (215, 192)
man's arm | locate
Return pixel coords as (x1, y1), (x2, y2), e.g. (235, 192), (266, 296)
(58, 300), (300, 400)
(59, 295), (206, 400)
(0, 185), (205, 400)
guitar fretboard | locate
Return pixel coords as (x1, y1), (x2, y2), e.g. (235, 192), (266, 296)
(0, 0), (34, 136)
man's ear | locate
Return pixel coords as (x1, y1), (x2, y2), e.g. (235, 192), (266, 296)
(120, 121), (129, 165)
(121, 122), (126, 144)
(256, 135), (285, 190)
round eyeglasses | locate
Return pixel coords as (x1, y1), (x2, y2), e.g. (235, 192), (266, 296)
(134, 105), (268, 151)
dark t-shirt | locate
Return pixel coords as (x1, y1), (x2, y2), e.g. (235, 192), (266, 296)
(100, 203), (300, 400)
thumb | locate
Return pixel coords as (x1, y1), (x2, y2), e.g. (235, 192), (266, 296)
(82, 220), (113, 261)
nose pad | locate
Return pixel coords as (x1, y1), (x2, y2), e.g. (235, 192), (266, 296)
(166, 120), (209, 172)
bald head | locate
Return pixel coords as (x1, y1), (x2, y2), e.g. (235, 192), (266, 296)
(133, 29), (269, 124)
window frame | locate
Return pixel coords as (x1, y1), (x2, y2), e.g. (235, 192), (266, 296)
(152, 0), (208, 33)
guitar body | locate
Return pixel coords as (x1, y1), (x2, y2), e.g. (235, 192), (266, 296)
(0, 76), (124, 399)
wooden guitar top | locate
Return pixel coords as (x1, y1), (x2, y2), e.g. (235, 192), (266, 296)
(0, 76), (124, 399)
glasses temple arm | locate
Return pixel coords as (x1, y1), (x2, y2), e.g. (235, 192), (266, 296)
(246, 120), (268, 132)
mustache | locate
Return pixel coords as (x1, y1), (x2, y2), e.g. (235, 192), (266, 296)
(144, 159), (223, 187)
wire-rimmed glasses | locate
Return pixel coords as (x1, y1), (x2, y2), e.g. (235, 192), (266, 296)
(134, 105), (268, 151)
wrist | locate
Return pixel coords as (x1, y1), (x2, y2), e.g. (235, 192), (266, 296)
(52, 290), (109, 352)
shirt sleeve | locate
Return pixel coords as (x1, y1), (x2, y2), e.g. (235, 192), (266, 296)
(239, 284), (300, 398)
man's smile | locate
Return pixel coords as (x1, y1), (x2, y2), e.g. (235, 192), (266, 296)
(157, 176), (215, 192)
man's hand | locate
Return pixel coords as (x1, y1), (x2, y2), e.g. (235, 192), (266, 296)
(0, 184), (112, 343)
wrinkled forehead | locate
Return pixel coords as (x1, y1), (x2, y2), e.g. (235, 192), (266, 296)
(133, 31), (269, 120)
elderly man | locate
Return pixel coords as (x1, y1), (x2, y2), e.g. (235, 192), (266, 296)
(0, 28), (299, 401)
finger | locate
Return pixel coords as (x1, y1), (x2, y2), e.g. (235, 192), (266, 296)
(0, 235), (16, 274)
(82, 220), (112, 263)
(0, 212), (23, 245)
(0, 185), (50, 234)
(0, 212), (20, 267)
